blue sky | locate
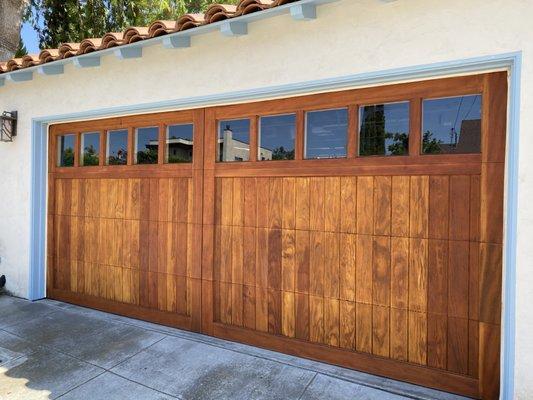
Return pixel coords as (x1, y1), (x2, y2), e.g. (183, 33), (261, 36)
(21, 22), (40, 54)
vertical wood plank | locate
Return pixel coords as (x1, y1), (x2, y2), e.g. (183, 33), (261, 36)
(356, 177), (374, 235)
(373, 176), (391, 236)
(391, 176), (410, 237)
(409, 176), (429, 238)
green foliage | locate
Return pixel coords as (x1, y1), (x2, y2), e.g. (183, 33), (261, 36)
(422, 130), (443, 154)
(15, 37), (28, 58)
(61, 147), (75, 166)
(272, 146), (295, 160)
(385, 132), (408, 155)
(82, 145), (99, 166)
(136, 148), (158, 164)
(167, 154), (191, 163)
(25, 0), (238, 49)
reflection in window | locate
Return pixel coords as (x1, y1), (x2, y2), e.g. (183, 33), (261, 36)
(422, 95), (482, 154)
(258, 114), (295, 161)
(135, 127), (159, 164)
(305, 108), (348, 159)
(166, 124), (193, 163)
(80, 132), (100, 166)
(107, 129), (128, 165)
(57, 134), (75, 167)
(359, 102), (410, 156)
(217, 119), (250, 162)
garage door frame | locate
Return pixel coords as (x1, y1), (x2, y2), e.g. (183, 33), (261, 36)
(29, 52), (522, 400)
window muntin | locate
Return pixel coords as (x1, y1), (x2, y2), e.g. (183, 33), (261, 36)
(217, 119), (251, 162)
(422, 94), (482, 154)
(258, 113), (296, 161)
(106, 129), (128, 165)
(166, 124), (194, 164)
(80, 131), (100, 166)
(305, 108), (348, 159)
(359, 101), (410, 156)
(135, 126), (159, 165)
(57, 134), (75, 167)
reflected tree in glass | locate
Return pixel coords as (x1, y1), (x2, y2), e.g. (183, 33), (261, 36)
(58, 134), (75, 167)
(359, 102), (409, 156)
(136, 127), (159, 165)
(81, 132), (100, 166)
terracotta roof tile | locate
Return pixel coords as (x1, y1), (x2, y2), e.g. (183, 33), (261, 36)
(0, 0), (301, 75)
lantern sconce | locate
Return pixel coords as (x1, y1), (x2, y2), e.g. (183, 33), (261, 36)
(1, 111), (17, 142)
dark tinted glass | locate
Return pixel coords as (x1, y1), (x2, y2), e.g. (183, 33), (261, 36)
(166, 124), (193, 163)
(258, 114), (296, 161)
(57, 134), (75, 167)
(135, 127), (159, 164)
(107, 129), (128, 165)
(81, 132), (100, 166)
(305, 108), (348, 159)
(218, 119), (250, 162)
(359, 102), (410, 156)
(422, 95), (481, 154)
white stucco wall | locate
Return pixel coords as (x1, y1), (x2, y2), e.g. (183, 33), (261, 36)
(0, 0), (532, 397)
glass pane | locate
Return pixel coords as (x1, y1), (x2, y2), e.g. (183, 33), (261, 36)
(135, 126), (159, 165)
(166, 124), (193, 163)
(57, 134), (75, 167)
(359, 102), (410, 156)
(106, 129), (128, 165)
(80, 132), (100, 166)
(422, 95), (482, 154)
(218, 119), (250, 162)
(258, 114), (296, 161)
(305, 108), (347, 159)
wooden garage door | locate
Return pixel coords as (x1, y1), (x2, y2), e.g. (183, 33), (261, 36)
(48, 73), (506, 399)
(47, 110), (205, 331)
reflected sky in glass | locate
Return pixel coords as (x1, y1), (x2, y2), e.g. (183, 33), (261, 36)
(167, 124), (193, 141)
(259, 114), (295, 160)
(422, 95), (481, 154)
(305, 108), (347, 159)
(359, 102), (410, 156)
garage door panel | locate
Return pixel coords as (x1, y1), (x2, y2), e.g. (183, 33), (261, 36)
(48, 74), (506, 398)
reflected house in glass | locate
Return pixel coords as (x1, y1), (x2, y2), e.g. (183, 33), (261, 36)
(219, 124), (272, 162)
(436, 118), (481, 153)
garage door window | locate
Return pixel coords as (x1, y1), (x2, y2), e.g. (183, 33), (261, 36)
(106, 129), (128, 165)
(57, 134), (75, 167)
(258, 114), (296, 161)
(135, 126), (159, 164)
(305, 108), (348, 159)
(166, 124), (194, 163)
(359, 101), (410, 156)
(422, 94), (482, 154)
(217, 119), (251, 162)
(80, 132), (100, 166)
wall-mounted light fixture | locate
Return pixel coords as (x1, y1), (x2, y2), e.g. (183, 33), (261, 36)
(1, 111), (17, 142)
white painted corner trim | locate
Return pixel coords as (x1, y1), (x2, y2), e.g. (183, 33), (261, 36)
(29, 51), (521, 400)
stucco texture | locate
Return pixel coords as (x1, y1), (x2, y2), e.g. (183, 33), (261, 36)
(1, 0), (532, 398)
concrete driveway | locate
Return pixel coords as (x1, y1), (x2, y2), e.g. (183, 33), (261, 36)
(0, 295), (469, 400)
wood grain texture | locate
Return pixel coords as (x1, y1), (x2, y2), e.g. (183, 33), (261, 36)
(49, 73), (506, 399)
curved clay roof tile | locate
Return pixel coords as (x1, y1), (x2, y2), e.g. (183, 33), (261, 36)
(148, 20), (178, 37)
(100, 32), (124, 49)
(204, 4), (238, 23)
(39, 49), (60, 63)
(79, 38), (102, 54)
(58, 43), (81, 58)
(6, 58), (23, 71)
(176, 13), (206, 31)
(123, 27), (150, 44)
(237, 0), (274, 15)
(21, 54), (40, 68)
(0, 62), (8, 73)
